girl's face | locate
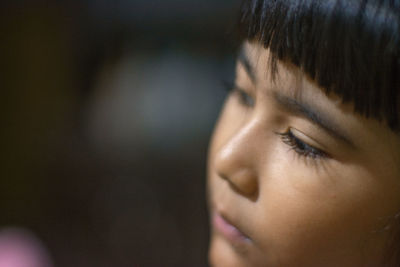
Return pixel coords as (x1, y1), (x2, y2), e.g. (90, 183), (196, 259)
(207, 42), (400, 267)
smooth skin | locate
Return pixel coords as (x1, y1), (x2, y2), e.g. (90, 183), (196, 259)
(207, 41), (400, 267)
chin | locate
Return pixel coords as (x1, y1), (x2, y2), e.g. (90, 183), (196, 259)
(209, 236), (241, 267)
(208, 234), (263, 267)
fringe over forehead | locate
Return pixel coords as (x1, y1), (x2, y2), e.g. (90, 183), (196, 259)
(239, 0), (400, 131)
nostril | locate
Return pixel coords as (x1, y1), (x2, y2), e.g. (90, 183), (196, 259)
(219, 169), (258, 197)
(218, 172), (229, 182)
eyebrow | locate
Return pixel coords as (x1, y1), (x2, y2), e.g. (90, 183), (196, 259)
(273, 92), (355, 147)
(237, 48), (355, 147)
(238, 48), (256, 83)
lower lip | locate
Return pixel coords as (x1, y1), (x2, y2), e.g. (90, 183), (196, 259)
(212, 212), (250, 244)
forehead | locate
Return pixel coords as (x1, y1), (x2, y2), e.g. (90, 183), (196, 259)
(241, 41), (342, 107)
(237, 41), (400, 165)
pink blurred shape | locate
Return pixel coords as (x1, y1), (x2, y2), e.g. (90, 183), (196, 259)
(0, 228), (53, 267)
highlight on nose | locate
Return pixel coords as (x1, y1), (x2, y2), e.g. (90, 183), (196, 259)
(214, 135), (258, 197)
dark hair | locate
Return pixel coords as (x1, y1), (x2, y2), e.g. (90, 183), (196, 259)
(239, 0), (400, 132)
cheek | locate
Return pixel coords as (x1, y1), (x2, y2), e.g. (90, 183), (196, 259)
(253, 158), (396, 265)
(206, 96), (400, 266)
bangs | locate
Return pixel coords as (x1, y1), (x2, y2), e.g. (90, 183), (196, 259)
(239, 0), (400, 131)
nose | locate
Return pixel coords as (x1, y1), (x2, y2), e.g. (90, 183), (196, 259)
(214, 119), (260, 197)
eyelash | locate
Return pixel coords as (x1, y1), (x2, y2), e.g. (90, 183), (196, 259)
(223, 83), (327, 161)
(276, 130), (328, 160)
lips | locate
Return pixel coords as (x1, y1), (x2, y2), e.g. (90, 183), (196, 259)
(212, 211), (251, 245)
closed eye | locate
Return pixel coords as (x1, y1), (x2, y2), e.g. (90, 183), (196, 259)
(222, 81), (255, 108)
(234, 87), (255, 107)
(276, 128), (328, 160)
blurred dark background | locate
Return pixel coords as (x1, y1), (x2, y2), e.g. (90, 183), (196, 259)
(0, 0), (240, 266)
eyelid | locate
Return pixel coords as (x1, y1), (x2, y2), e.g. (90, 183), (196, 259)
(231, 85), (255, 107)
(272, 91), (355, 148)
(289, 128), (327, 152)
(277, 127), (330, 160)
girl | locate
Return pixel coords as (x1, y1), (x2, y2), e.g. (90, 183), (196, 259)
(207, 0), (400, 266)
